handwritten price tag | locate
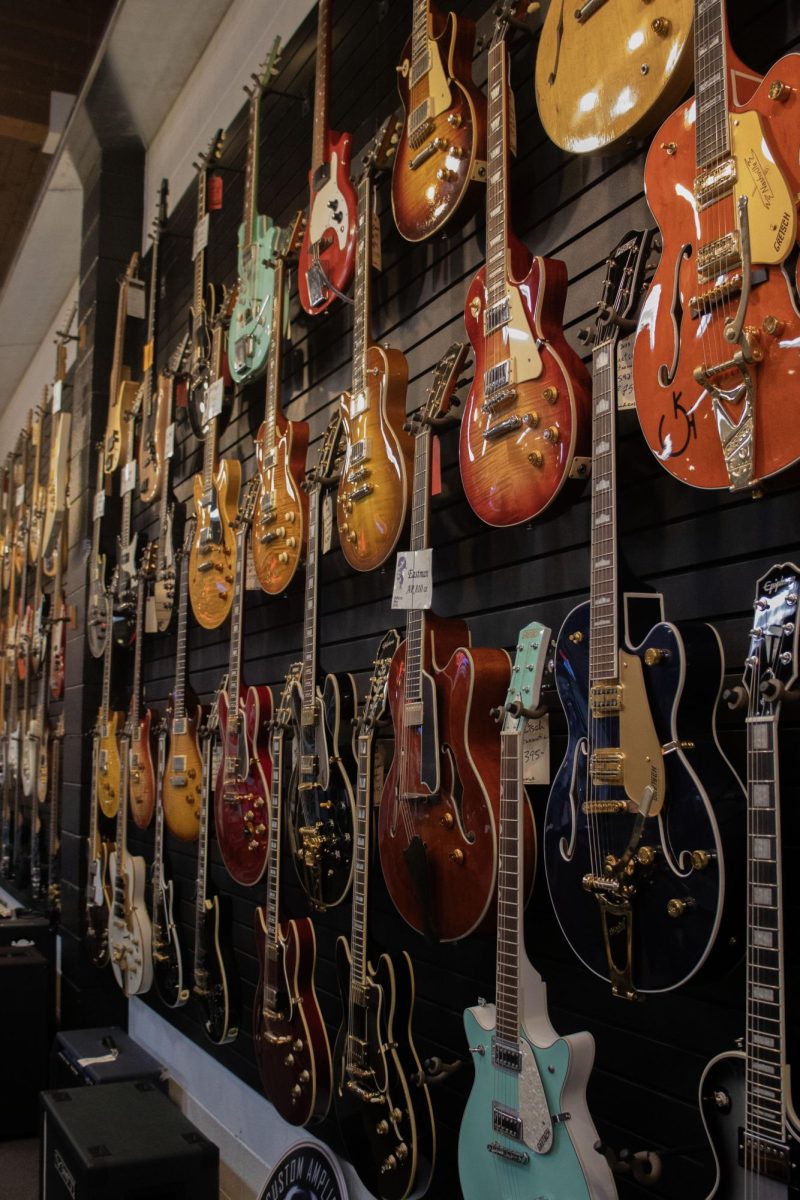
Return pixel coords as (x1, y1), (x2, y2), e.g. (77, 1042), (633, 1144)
(193, 212), (210, 261)
(164, 422), (175, 460)
(15, 485), (24, 508)
(121, 460), (137, 496)
(616, 334), (635, 411)
(522, 714), (550, 785)
(206, 378), (224, 421)
(322, 493), (333, 554)
(391, 548), (432, 610)
(93, 490), (106, 521)
(52, 380), (63, 413)
(127, 278), (146, 319)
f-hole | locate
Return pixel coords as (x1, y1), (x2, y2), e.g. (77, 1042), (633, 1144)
(658, 243), (692, 388)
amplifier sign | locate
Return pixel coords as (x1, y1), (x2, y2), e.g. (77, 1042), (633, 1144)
(53, 1148), (76, 1197)
(257, 1141), (348, 1200)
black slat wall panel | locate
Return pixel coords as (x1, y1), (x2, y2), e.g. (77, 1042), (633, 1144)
(51, 1), (800, 1196)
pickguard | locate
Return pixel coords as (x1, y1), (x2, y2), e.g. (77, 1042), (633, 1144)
(309, 153), (350, 251)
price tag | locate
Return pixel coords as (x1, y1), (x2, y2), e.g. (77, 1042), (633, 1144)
(211, 742), (223, 779)
(616, 334), (635, 411)
(121, 460), (137, 496)
(522, 713), (550, 785)
(206, 377), (224, 421)
(127, 278), (146, 319)
(93, 490), (106, 521)
(52, 380), (63, 413)
(15, 484), (24, 507)
(391, 548), (433, 610)
(245, 545), (260, 590)
(164, 422), (176, 460)
(322, 493), (333, 554)
(193, 212), (210, 261)
(145, 595), (158, 633)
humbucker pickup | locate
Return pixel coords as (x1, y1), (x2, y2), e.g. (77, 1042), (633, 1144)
(351, 438), (371, 466)
(484, 297), (510, 336)
(350, 393), (369, 420)
(172, 755), (186, 771)
(262, 449), (277, 471)
(492, 1036), (522, 1072)
(738, 1130), (796, 1185)
(300, 754), (318, 775)
(492, 1102), (523, 1141)
(484, 360), (510, 397)
(694, 158), (737, 209)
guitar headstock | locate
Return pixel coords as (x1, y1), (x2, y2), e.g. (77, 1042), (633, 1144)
(277, 210), (307, 262)
(504, 619), (551, 729)
(246, 36), (282, 99)
(32, 403), (44, 447)
(140, 540), (159, 579)
(739, 563), (800, 718)
(309, 411), (345, 489)
(275, 662), (303, 732)
(589, 229), (653, 349)
(179, 509), (196, 559)
(152, 178), (169, 239)
(361, 115), (402, 177)
(490, 0), (535, 47)
(213, 281), (240, 330)
(121, 251), (140, 286)
(195, 128), (225, 175)
(235, 475), (261, 532)
(412, 342), (469, 432)
(357, 629), (400, 734)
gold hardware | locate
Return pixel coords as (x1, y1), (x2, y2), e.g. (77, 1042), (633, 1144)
(287, 537), (297, 549)
(299, 1069), (310, 1083)
(436, 167), (456, 182)
(527, 450), (544, 467)
(348, 531), (357, 544)
(691, 850), (711, 870)
(278, 552), (289, 564)
(543, 425), (560, 444)
(651, 16), (670, 35)
(643, 647), (665, 666)
(583, 799), (627, 815)
(284, 1053), (295, 1066)
(591, 749), (625, 785)
(589, 681), (622, 716)
(449, 848), (465, 864)
(768, 79), (790, 102)
(390, 1107), (403, 1121)
(763, 315), (784, 336)
(523, 411), (540, 428)
(441, 812), (454, 828)
(293, 1038), (304, 1051)
(291, 1084), (302, 1098)
(637, 846), (655, 867)
(376, 1120), (389, 1135)
(448, 112), (462, 128)
(568, 630), (583, 644)
(667, 898), (686, 918)
(542, 385), (559, 404)
(449, 145), (466, 159)
(660, 141), (677, 156)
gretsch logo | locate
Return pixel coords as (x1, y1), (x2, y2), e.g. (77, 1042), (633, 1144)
(774, 210), (791, 254)
(743, 150), (775, 209)
(53, 1149), (76, 1197)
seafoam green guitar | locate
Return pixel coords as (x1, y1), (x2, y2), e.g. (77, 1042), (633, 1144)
(458, 619), (618, 1200)
(227, 37), (286, 385)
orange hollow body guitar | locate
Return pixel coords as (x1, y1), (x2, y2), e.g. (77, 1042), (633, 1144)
(458, 11), (591, 528)
(633, 0), (800, 492)
(392, 0), (487, 243)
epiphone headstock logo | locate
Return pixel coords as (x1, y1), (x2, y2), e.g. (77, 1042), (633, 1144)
(53, 1148), (76, 1197)
(258, 1142), (347, 1200)
(762, 576), (793, 597)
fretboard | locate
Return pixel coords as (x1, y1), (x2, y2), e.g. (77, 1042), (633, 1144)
(202, 418), (218, 495)
(100, 600), (113, 722)
(193, 168), (207, 313)
(496, 725), (522, 1041)
(226, 528), (248, 716)
(301, 487), (320, 725)
(173, 551), (190, 720)
(588, 337), (619, 684)
(351, 174), (372, 397)
(109, 276), (129, 409)
(88, 733), (101, 857)
(242, 90), (261, 242)
(152, 732), (166, 895)
(115, 734), (130, 881)
(403, 424), (431, 709)
(262, 262), (285, 452)
(694, 0), (730, 169)
(142, 232), (160, 416)
(48, 730), (62, 866)
(745, 714), (787, 1143)
(264, 724), (284, 953)
(311, 0), (332, 174)
(91, 450), (104, 561)
(129, 577), (146, 728)
(410, 0), (430, 86)
(485, 40), (510, 310)
(350, 729), (372, 989)
(194, 732), (213, 970)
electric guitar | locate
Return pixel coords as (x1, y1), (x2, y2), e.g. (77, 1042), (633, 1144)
(187, 129), (228, 439)
(110, 390), (141, 647)
(86, 445), (110, 659)
(96, 592), (124, 822)
(535, 0), (693, 155)
(287, 412), (357, 910)
(46, 714), (64, 918)
(42, 306), (75, 572)
(48, 524), (67, 700)
(108, 721), (154, 997)
(103, 251), (141, 475)
(214, 478), (272, 886)
(700, 564), (800, 1198)
(334, 629), (436, 1200)
(379, 343), (527, 943)
(193, 690), (239, 1044)
(188, 286), (241, 630)
(253, 663), (332, 1126)
(633, 0), (800, 493)
(151, 726), (189, 1008)
(459, 622), (618, 1200)
(152, 333), (189, 632)
(0, 457), (11, 594)
(163, 518), (204, 841)
(11, 419), (30, 579)
(21, 413), (44, 678)
(458, 1), (591, 528)
(86, 605), (112, 969)
(227, 39), (285, 385)
(337, 121), (413, 574)
(544, 231), (746, 998)
(297, 0), (357, 314)
(137, 180), (170, 504)
(127, 543), (158, 829)
(21, 620), (47, 801)
(27, 393), (46, 567)
(251, 213), (309, 595)
(391, 0), (487, 243)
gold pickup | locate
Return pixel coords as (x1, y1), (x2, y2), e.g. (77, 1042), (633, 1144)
(697, 231), (741, 283)
(694, 158), (737, 209)
(589, 682), (621, 717)
(590, 749), (625, 785)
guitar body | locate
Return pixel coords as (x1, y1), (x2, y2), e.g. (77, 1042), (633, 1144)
(97, 712), (124, 819)
(20, 722), (39, 799)
(214, 685), (272, 886)
(87, 556), (109, 659)
(36, 723), (50, 804)
(252, 414), (309, 594)
(42, 412), (71, 564)
(287, 672), (357, 909)
(700, 1050), (800, 1198)
(188, 457), (241, 629)
(187, 286), (221, 439)
(253, 910), (332, 1126)
(633, 53), (800, 490)
(104, 378), (139, 475)
(333, 941), (435, 1200)
(460, 250), (591, 527)
(298, 130), (358, 314)
(138, 375), (170, 503)
(544, 601), (745, 993)
(129, 711), (156, 829)
(163, 708), (204, 841)
(337, 345), (413, 573)
(227, 217), (280, 385)
(392, 9), (487, 242)
(195, 894), (240, 1044)
(49, 593), (66, 699)
(153, 504), (175, 632)
(151, 873), (188, 1008)
(86, 842), (111, 968)
(460, 983), (616, 1199)
(112, 530), (139, 647)
(535, 0), (693, 155)
(108, 847), (153, 996)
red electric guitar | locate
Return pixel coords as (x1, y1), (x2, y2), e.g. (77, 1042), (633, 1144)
(458, 2), (591, 527)
(297, 0), (357, 314)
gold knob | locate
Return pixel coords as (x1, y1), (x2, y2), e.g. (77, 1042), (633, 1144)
(299, 1069), (310, 1083)
(448, 112), (462, 128)
(660, 141), (677, 155)
(667, 898), (686, 918)
(291, 1084), (302, 1098)
(763, 315), (784, 336)
(450, 848), (465, 864)
(449, 145), (466, 159)
(542, 385), (559, 404)
(691, 850), (711, 870)
(287, 537), (297, 549)
(278, 552), (289, 564)
(528, 450), (544, 468)
(644, 647), (664, 666)
(637, 846), (655, 866)
(568, 630), (583, 644)
(523, 411), (540, 428)
(543, 425), (559, 444)
(284, 1053), (295, 1066)
(651, 16), (670, 34)
(436, 167), (456, 182)
(768, 79), (790, 102)
(441, 812), (454, 828)
(348, 531), (357, 544)
(390, 1108), (403, 1122)
(293, 1038), (304, 1052)
(376, 1119), (389, 1135)
(284, 511), (296, 522)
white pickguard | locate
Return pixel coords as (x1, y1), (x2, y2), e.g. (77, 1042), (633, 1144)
(308, 153), (350, 252)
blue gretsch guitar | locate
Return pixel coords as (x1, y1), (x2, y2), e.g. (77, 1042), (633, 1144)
(460, 621), (618, 1200)
(700, 564), (800, 1198)
(544, 231), (746, 998)
(227, 38), (285, 386)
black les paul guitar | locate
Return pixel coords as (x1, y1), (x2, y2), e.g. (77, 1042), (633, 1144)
(700, 563), (800, 1199)
(544, 231), (746, 998)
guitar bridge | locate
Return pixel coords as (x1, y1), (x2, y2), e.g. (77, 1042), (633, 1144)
(487, 1141), (530, 1165)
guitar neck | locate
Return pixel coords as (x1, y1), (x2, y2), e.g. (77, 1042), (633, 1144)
(588, 335), (619, 683)
(350, 728), (373, 993)
(485, 39), (511, 305)
(48, 730), (62, 869)
(202, 418), (218, 495)
(403, 424), (432, 708)
(152, 732), (167, 893)
(226, 529), (249, 717)
(351, 174), (373, 396)
(109, 275), (129, 407)
(194, 168), (208, 313)
(262, 263), (285, 448)
(301, 486), (321, 725)
(410, 0), (432, 88)
(194, 731), (213, 972)
(693, 0), (731, 169)
(142, 232), (160, 414)
(311, 0), (332, 174)
(129, 577), (146, 727)
(745, 713), (787, 1140)
(100, 605), (113, 723)
(91, 451), (104, 562)
(495, 723), (523, 1041)
(114, 736), (131, 914)
(172, 551), (190, 721)
(88, 733), (102, 858)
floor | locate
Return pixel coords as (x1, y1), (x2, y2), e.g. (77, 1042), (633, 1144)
(0, 1139), (38, 1200)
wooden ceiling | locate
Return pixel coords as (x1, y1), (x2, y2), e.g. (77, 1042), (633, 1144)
(0, 0), (117, 287)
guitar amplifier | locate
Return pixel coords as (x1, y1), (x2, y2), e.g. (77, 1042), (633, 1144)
(40, 1081), (219, 1199)
(51, 1027), (165, 1090)
(0, 944), (49, 1137)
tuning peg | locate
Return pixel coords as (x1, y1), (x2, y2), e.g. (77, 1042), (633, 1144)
(577, 327), (594, 346)
(723, 685), (747, 711)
